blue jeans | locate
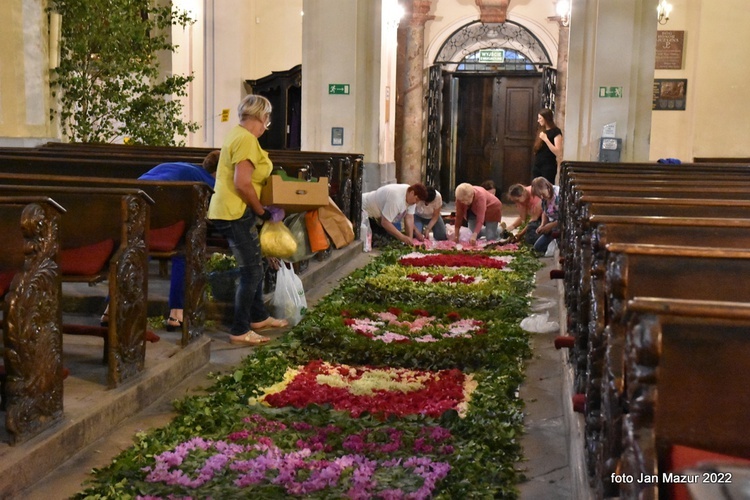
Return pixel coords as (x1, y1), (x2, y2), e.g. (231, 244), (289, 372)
(414, 215), (447, 241)
(468, 217), (500, 240)
(169, 255), (185, 309)
(534, 231), (555, 254)
(210, 209), (269, 335)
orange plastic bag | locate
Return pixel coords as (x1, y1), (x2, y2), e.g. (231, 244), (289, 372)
(305, 210), (330, 252)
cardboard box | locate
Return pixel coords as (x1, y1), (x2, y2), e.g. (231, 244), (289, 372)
(260, 175), (329, 213)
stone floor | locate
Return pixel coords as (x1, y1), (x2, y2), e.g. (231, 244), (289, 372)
(6, 208), (588, 499)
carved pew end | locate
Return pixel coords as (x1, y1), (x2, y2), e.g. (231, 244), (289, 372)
(554, 335), (575, 349)
(0, 365), (69, 411)
(550, 269), (565, 280)
(572, 393), (586, 413)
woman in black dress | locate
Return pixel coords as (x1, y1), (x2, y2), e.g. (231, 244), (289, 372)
(532, 108), (563, 184)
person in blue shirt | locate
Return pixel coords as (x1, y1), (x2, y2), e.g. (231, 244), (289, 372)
(101, 151), (219, 332)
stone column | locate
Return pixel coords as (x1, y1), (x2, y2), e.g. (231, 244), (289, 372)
(395, 0), (433, 185)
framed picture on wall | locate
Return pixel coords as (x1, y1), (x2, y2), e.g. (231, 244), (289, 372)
(652, 79), (687, 110)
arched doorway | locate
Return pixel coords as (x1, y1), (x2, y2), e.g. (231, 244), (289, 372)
(425, 21), (554, 200)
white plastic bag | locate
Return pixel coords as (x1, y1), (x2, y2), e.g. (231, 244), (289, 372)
(544, 238), (558, 257)
(272, 261), (307, 326)
(360, 211), (372, 252)
(520, 312), (560, 333)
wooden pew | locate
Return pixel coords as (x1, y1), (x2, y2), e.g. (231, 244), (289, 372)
(589, 244), (750, 496)
(0, 196), (65, 444)
(0, 172), (211, 346)
(576, 220), (750, 494)
(562, 193), (750, 391)
(0, 184), (153, 389)
(621, 297), (750, 500)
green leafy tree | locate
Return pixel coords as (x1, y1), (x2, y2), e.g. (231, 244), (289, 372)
(50, 0), (199, 145)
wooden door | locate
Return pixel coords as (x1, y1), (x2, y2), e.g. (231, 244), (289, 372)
(453, 74), (540, 195)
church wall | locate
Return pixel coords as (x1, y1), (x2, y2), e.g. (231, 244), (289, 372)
(649, 0), (750, 161)
(0, 0), (55, 145)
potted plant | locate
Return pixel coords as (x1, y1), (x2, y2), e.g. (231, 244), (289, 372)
(205, 252), (239, 302)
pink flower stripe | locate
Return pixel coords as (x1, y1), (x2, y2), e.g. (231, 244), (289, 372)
(262, 360), (467, 419)
(399, 253), (509, 269)
(406, 272), (477, 284)
(344, 310), (486, 343)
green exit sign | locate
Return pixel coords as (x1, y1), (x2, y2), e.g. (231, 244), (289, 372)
(599, 86), (623, 98)
(328, 84), (350, 95)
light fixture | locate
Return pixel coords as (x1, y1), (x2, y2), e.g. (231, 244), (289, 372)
(657, 0), (672, 25)
(556, 0), (571, 27)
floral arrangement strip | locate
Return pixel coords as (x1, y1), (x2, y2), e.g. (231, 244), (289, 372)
(73, 244), (541, 499)
(399, 252), (514, 269)
(342, 307), (487, 343)
(139, 413), (456, 498)
(255, 360), (477, 419)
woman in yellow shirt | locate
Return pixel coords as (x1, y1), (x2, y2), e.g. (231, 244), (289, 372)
(208, 95), (288, 346)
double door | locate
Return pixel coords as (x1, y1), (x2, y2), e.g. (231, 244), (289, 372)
(437, 74), (541, 198)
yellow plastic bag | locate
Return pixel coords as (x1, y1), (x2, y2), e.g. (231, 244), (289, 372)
(260, 221), (297, 259)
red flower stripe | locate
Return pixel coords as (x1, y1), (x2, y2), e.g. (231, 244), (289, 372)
(399, 254), (508, 269)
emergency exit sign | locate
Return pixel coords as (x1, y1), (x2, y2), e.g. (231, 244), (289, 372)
(599, 86), (623, 98)
(329, 84), (350, 95)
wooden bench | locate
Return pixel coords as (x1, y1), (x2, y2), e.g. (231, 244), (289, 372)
(562, 192), (750, 382)
(588, 244), (750, 495)
(0, 172), (211, 346)
(572, 221), (750, 493)
(0, 183), (153, 391)
(621, 297), (750, 499)
(0, 196), (65, 444)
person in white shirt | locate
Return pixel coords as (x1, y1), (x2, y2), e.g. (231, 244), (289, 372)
(413, 186), (447, 240)
(362, 183), (428, 246)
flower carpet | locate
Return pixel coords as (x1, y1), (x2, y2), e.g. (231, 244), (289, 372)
(73, 243), (541, 499)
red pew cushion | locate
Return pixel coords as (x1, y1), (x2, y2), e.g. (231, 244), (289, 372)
(60, 239), (115, 276)
(668, 445), (750, 500)
(0, 271), (15, 296)
(149, 220), (186, 252)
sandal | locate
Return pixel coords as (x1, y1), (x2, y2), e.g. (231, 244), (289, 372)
(100, 313), (109, 328)
(229, 331), (270, 346)
(166, 317), (183, 332)
(251, 317), (289, 332)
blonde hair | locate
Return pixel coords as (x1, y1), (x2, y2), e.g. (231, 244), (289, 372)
(455, 183), (475, 205)
(237, 94), (272, 122)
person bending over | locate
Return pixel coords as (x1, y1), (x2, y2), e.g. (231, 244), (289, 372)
(362, 183), (428, 246)
(506, 183), (543, 246)
(453, 182), (503, 245)
(413, 186), (447, 241)
(101, 151), (220, 332)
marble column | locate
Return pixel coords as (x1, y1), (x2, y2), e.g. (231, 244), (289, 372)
(395, 0), (433, 185)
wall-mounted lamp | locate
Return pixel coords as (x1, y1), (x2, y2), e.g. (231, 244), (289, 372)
(556, 0), (571, 27)
(657, 0), (672, 25)
(385, 0), (405, 30)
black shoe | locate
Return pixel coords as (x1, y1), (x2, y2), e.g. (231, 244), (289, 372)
(166, 317), (183, 332)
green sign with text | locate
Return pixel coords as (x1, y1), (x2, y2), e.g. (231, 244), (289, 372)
(599, 86), (623, 98)
(328, 84), (350, 95)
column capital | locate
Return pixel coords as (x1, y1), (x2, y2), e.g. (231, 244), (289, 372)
(475, 0), (511, 24)
(401, 0), (435, 28)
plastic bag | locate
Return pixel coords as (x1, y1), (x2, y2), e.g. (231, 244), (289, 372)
(360, 212), (372, 252)
(272, 261), (307, 326)
(260, 221), (297, 259)
(545, 238), (558, 257)
(520, 312), (560, 333)
(284, 213), (314, 263)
